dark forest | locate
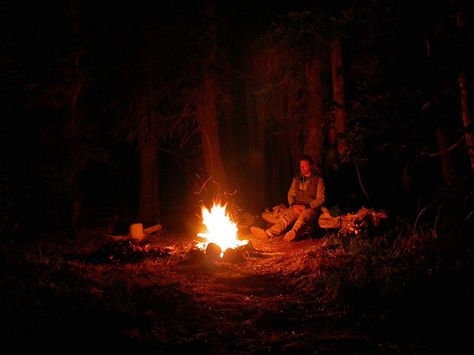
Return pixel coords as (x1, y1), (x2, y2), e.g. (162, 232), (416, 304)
(1, 0), (473, 353)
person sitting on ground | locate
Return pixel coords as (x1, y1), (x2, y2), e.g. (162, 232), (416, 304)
(251, 155), (326, 241)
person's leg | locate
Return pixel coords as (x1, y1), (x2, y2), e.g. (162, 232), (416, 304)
(292, 208), (317, 233)
(267, 207), (298, 237)
(284, 208), (317, 241)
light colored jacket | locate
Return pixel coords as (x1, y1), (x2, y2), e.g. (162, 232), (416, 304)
(287, 172), (325, 210)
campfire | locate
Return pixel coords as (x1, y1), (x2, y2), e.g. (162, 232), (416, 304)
(196, 202), (248, 258)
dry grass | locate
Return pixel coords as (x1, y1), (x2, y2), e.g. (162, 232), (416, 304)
(1, 221), (473, 353)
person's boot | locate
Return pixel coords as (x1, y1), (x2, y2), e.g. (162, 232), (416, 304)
(283, 229), (297, 241)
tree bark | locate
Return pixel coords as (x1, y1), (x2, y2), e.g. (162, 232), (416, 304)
(435, 128), (454, 184)
(137, 116), (160, 226)
(456, 8), (474, 170)
(286, 75), (303, 172)
(196, 1), (227, 198)
(459, 72), (474, 170)
(197, 64), (227, 194)
(330, 35), (347, 157)
(304, 56), (324, 168)
(255, 85), (267, 209)
(67, 81), (83, 228)
(68, 0), (83, 227)
(245, 48), (265, 210)
(220, 53), (237, 185)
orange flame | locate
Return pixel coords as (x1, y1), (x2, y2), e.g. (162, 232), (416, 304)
(196, 202), (248, 255)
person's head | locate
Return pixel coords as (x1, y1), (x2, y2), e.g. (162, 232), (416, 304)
(300, 155), (314, 177)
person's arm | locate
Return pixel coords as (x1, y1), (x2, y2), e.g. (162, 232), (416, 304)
(308, 178), (325, 209)
(287, 178), (298, 206)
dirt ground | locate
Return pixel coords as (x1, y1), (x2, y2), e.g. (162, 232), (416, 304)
(1, 225), (472, 354)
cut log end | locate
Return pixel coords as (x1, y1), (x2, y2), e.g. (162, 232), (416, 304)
(130, 223), (145, 240)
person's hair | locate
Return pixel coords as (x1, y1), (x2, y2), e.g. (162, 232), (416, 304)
(300, 155), (314, 165)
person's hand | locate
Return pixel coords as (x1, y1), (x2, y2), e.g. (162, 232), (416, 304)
(293, 204), (305, 213)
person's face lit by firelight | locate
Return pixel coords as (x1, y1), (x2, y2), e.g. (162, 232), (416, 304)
(300, 159), (312, 177)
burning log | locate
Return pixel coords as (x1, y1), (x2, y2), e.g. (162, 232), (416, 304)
(189, 236), (252, 264)
(196, 202), (249, 260)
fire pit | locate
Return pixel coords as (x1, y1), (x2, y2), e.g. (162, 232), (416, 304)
(195, 202), (249, 261)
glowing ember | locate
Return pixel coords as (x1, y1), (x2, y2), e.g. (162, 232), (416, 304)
(196, 202), (248, 256)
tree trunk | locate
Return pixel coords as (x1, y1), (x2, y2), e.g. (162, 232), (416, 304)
(459, 72), (474, 170)
(435, 128), (454, 184)
(269, 130), (291, 205)
(197, 66), (227, 194)
(245, 70), (259, 209)
(137, 116), (160, 227)
(245, 47), (266, 210)
(456, 9), (474, 170)
(67, 82), (83, 228)
(304, 56), (324, 168)
(255, 88), (267, 209)
(286, 76), (303, 172)
(221, 54), (237, 185)
(68, 0), (83, 227)
(196, 1), (227, 197)
(330, 35), (347, 157)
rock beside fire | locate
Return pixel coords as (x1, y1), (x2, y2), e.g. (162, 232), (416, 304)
(206, 242), (222, 261)
(200, 241), (253, 263)
(222, 247), (244, 263)
(239, 240), (254, 252)
(203, 243), (252, 263)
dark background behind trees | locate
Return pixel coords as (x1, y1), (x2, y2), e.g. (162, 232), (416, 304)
(1, 0), (472, 235)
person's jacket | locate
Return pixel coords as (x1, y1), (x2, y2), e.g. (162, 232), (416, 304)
(287, 172), (325, 210)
